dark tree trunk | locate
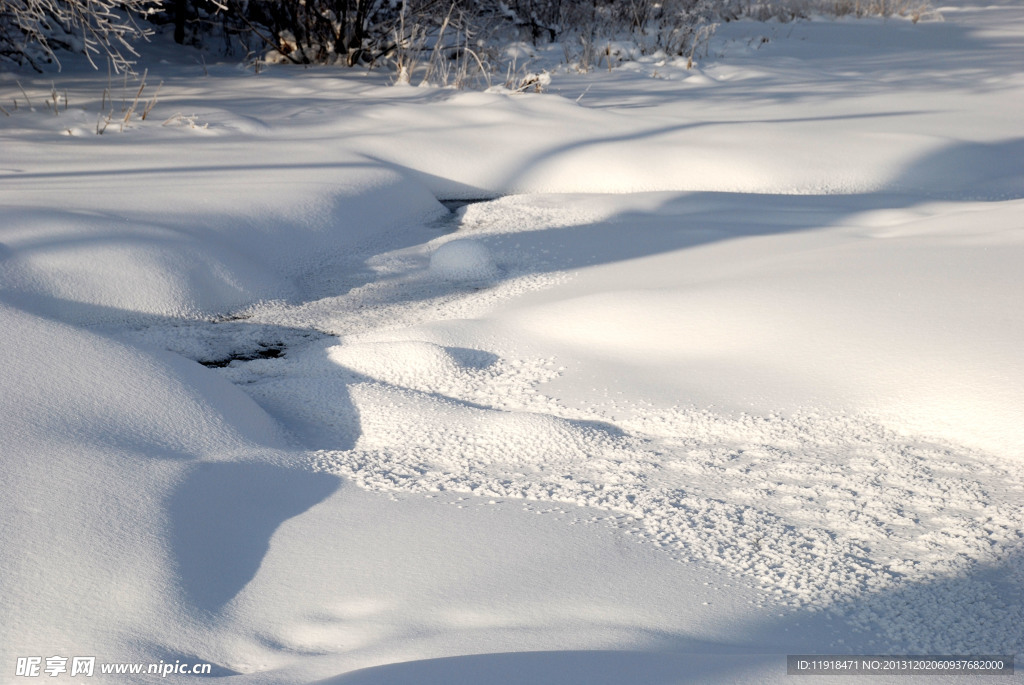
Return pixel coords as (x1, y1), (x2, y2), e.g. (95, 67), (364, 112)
(173, 0), (186, 43)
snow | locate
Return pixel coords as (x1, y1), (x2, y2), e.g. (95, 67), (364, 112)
(3, 3), (1024, 683)
(429, 238), (500, 281)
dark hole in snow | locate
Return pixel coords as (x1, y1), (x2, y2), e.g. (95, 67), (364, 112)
(439, 198), (495, 213)
(198, 345), (285, 368)
(431, 198), (498, 234)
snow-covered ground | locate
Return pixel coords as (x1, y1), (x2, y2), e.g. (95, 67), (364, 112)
(2, 1), (1023, 682)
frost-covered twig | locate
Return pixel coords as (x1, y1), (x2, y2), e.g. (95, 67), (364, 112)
(0, 0), (157, 72)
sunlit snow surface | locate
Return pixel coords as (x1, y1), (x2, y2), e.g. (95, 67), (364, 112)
(2, 2), (1024, 683)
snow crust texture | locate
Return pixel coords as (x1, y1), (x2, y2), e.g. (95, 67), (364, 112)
(300, 200), (1024, 656)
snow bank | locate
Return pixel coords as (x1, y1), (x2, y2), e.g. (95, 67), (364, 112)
(0, 303), (296, 675)
(311, 191), (1024, 660)
(0, 208), (278, 324)
(468, 193), (1024, 457)
(0, 153), (444, 324)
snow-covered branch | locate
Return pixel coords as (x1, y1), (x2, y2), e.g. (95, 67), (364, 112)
(1, 0), (157, 71)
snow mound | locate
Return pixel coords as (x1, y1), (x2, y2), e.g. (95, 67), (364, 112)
(343, 382), (636, 469)
(0, 210), (281, 324)
(429, 239), (499, 281)
(0, 303), (293, 672)
(0, 166), (445, 325)
(329, 340), (469, 388)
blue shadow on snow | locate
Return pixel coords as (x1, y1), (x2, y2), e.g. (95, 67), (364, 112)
(169, 462), (340, 611)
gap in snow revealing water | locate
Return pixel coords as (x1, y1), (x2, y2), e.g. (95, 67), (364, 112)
(127, 194), (1024, 655)
(123, 317), (329, 372)
(430, 198), (499, 236)
(439, 199), (497, 213)
(197, 345), (286, 368)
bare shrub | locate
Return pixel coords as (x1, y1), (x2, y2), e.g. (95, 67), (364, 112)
(719, 0), (940, 23)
